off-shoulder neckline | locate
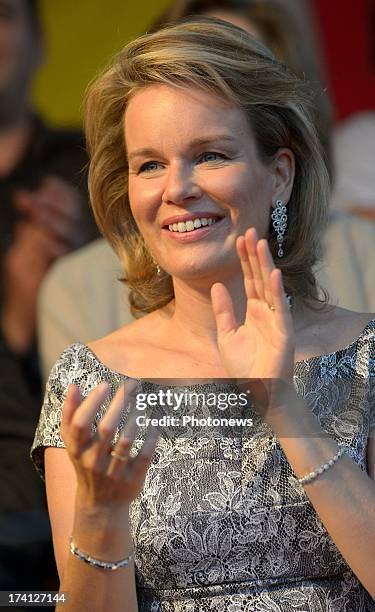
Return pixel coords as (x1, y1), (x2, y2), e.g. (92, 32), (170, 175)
(71, 316), (375, 382)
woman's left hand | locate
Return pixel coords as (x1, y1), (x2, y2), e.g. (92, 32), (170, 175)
(211, 227), (295, 383)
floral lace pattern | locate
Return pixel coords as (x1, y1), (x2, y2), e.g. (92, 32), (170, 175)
(31, 319), (375, 611)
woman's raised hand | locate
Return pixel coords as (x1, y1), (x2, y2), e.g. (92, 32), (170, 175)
(61, 381), (158, 511)
(211, 227), (295, 383)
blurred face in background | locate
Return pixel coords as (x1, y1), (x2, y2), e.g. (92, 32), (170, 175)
(0, 0), (43, 123)
(203, 9), (263, 41)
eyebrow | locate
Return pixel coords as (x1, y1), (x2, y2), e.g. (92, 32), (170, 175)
(127, 135), (238, 162)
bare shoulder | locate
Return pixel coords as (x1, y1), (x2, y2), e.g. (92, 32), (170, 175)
(86, 310), (164, 374)
(295, 305), (375, 361)
(324, 306), (374, 336)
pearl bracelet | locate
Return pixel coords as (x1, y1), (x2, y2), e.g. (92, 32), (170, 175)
(69, 537), (134, 571)
(297, 446), (345, 485)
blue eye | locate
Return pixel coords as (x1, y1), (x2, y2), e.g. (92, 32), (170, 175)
(138, 161), (161, 174)
(198, 152), (227, 163)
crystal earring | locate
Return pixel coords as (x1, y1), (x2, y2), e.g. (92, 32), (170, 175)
(271, 199), (287, 258)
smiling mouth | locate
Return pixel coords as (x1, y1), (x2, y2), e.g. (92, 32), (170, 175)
(164, 216), (223, 233)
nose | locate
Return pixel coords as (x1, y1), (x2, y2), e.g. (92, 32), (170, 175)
(162, 162), (202, 205)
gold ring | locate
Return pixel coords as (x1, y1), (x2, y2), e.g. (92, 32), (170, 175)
(110, 450), (129, 462)
(269, 305), (276, 311)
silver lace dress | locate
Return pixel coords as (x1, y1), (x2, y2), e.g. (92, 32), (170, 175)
(31, 318), (375, 611)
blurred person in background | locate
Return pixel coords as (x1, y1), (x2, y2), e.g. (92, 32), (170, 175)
(332, 0), (375, 222)
(314, 0), (375, 313)
(0, 0), (98, 400)
(0, 331), (58, 602)
(317, 112), (375, 312)
(331, 112), (375, 222)
(0, 0), (98, 599)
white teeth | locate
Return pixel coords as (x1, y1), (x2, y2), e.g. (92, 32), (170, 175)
(167, 216), (219, 233)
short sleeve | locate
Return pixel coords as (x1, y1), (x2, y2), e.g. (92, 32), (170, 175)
(30, 351), (69, 482)
(30, 342), (123, 482)
(369, 335), (375, 432)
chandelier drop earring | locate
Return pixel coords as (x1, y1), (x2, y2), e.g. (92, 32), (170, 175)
(271, 199), (287, 258)
(270, 199), (293, 310)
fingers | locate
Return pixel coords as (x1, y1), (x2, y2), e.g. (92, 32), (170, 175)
(65, 382), (111, 458)
(98, 379), (139, 454)
(61, 384), (82, 440)
(256, 238), (275, 307)
(244, 228), (265, 301)
(107, 408), (159, 483)
(236, 235), (256, 300)
(96, 385), (126, 454)
(15, 177), (82, 220)
(107, 410), (158, 481)
(238, 228), (278, 307)
(211, 282), (239, 338)
(270, 268), (290, 320)
(65, 378), (140, 457)
(11, 221), (70, 262)
(14, 178), (84, 248)
(29, 208), (75, 242)
(62, 381), (158, 505)
(129, 427), (159, 482)
(106, 409), (139, 478)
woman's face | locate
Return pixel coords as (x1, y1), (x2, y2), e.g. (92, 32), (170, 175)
(125, 84), (286, 280)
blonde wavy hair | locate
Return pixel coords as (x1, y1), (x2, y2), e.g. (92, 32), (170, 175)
(151, 0), (333, 179)
(84, 18), (331, 318)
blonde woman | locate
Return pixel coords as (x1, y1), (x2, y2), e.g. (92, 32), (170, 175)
(31, 19), (375, 611)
